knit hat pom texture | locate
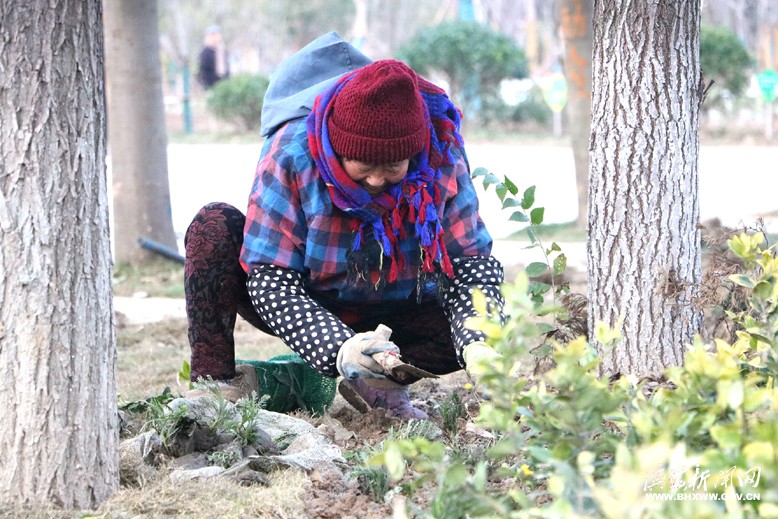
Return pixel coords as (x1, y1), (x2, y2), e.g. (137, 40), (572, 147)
(328, 60), (426, 164)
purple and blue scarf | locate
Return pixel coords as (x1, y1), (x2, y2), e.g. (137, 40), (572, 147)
(306, 68), (463, 285)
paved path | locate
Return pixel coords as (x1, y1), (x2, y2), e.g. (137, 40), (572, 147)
(115, 296), (186, 324)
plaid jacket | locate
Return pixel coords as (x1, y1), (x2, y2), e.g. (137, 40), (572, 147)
(240, 118), (493, 303)
(240, 118), (504, 376)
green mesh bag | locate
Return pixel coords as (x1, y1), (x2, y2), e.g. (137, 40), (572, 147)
(236, 354), (336, 415)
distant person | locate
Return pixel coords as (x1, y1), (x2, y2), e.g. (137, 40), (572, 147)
(197, 25), (229, 90)
(184, 33), (505, 419)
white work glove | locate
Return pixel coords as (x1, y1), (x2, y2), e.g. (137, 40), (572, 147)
(462, 341), (501, 381)
(336, 325), (400, 381)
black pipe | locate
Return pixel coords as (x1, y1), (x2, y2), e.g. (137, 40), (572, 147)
(138, 236), (185, 264)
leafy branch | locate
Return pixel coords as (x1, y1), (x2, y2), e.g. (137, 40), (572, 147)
(471, 167), (568, 303)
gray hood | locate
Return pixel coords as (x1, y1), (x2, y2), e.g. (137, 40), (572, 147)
(260, 32), (372, 137)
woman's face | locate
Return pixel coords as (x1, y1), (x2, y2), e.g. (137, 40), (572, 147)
(342, 158), (410, 197)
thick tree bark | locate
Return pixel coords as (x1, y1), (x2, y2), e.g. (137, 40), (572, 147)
(558, 0), (593, 229)
(588, 1), (703, 377)
(104, 0), (177, 264)
(0, 1), (119, 509)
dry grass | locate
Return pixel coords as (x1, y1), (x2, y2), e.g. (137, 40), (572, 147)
(113, 259), (290, 402)
(105, 303), (320, 519)
(117, 317), (289, 402)
(0, 471), (310, 518)
(101, 470), (310, 518)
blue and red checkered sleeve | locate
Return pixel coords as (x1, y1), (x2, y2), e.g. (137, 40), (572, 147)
(241, 124), (310, 273)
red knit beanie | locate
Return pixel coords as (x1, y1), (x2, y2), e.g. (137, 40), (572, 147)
(328, 60), (427, 164)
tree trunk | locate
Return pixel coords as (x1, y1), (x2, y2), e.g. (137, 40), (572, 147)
(558, 0), (593, 229)
(104, 0), (178, 265)
(588, 0), (703, 377)
(0, 1), (118, 509)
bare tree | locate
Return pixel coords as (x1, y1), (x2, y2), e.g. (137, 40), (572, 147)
(558, 0), (593, 229)
(0, 1), (118, 509)
(588, 1), (703, 377)
(157, 0), (448, 76)
(104, 0), (177, 264)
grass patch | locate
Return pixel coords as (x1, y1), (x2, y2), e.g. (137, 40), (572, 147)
(113, 258), (185, 298)
(117, 319), (190, 402)
(113, 259), (291, 401)
(117, 318), (288, 403)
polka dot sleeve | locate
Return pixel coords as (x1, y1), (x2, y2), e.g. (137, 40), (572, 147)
(246, 265), (354, 377)
(441, 255), (506, 366)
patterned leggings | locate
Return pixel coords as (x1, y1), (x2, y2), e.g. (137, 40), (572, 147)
(184, 203), (463, 382)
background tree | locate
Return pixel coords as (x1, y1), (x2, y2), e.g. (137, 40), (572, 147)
(702, 0), (778, 71)
(105, 0), (178, 264)
(398, 21), (528, 121)
(699, 25), (754, 109)
(588, 1), (704, 376)
(557, 0), (593, 229)
(0, 1), (118, 509)
(349, 0), (444, 58)
(158, 0), (356, 85)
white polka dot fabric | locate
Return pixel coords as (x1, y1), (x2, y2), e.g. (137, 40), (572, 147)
(442, 256), (506, 366)
(247, 256), (505, 374)
(247, 265), (353, 377)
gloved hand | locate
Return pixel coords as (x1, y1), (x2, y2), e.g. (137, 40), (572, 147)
(336, 324), (400, 381)
(462, 341), (501, 381)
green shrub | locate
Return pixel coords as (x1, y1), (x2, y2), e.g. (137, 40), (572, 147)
(372, 174), (778, 516)
(398, 21), (527, 121)
(206, 73), (269, 132)
(143, 396), (190, 448)
(377, 269), (778, 516)
(479, 88), (553, 129)
(700, 25), (754, 107)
